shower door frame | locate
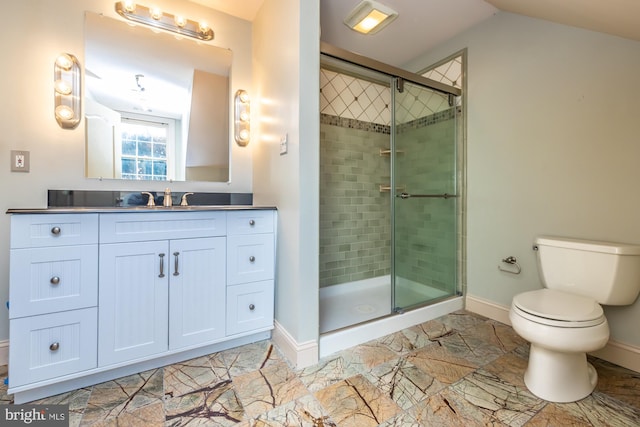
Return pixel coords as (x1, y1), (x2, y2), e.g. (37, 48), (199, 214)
(320, 42), (464, 318)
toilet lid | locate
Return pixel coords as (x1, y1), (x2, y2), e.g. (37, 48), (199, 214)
(513, 289), (604, 323)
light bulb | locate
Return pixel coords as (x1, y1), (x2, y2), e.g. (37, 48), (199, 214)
(123, 0), (136, 12)
(54, 79), (72, 95)
(55, 54), (73, 71)
(238, 90), (249, 103)
(150, 7), (162, 20)
(174, 16), (186, 27)
(55, 105), (75, 120)
(199, 21), (209, 33)
(240, 111), (250, 122)
(239, 129), (249, 141)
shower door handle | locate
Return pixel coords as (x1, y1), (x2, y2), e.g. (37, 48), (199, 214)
(397, 192), (457, 199)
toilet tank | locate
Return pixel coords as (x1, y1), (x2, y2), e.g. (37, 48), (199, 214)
(535, 236), (640, 305)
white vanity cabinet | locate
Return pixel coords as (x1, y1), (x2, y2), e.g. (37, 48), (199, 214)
(8, 214), (99, 387)
(226, 210), (275, 335)
(98, 211), (227, 366)
(8, 208), (276, 404)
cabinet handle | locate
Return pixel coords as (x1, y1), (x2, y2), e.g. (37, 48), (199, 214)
(249, 219), (255, 226)
(50, 276), (60, 285)
(173, 252), (180, 276)
(159, 253), (165, 278)
(249, 304), (255, 311)
(49, 342), (60, 351)
(51, 226), (61, 235)
(249, 256), (255, 262)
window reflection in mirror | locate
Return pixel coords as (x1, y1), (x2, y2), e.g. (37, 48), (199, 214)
(84, 12), (232, 182)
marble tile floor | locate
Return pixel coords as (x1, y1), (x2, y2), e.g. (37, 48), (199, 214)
(2, 310), (640, 426)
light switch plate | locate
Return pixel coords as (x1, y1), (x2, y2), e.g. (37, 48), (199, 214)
(11, 150), (30, 172)
(280, 134), (288, 155)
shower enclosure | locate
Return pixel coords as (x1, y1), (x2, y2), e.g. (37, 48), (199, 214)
(319, 46), (463, 335)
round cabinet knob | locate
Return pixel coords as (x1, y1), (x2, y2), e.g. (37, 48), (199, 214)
(249, 256), (255, 262)
(51, 226), (61, 235)
(249, 219), (255, 226)
(249, 304), (255, 311)
(50, 276), (61, 285)
(49, 342), (60, 351)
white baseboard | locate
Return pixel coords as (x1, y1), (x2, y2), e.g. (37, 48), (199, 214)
(465, 294), (511, 325)
(465, 294), (640, 373)
(0, 340), (7, 366)
(272, 320), (318, 369)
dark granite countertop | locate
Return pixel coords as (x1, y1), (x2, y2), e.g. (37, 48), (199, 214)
(6, 205), (277, 214)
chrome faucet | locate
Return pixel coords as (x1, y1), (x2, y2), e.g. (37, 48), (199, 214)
(163, 188), (172, 207)
(180, 192), (194, 206)
(141, 192), (155, 207)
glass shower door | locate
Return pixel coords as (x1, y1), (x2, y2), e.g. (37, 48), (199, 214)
(392, 79), (458, 311)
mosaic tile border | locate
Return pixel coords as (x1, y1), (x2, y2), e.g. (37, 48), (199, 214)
(320, 113), (390, 134)
(320, 108), (456, 136)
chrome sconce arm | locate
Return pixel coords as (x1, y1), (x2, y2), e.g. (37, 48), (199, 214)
(115, 1), (214, 41)
(54, 53), (81, 129)
(234, 90), (250, 146)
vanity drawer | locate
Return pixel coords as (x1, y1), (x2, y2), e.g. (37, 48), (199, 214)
(227, 234), (275, 285)
(10, 245), (98, 318)
(9, 308), (98, 387)
(99, 211), (227, 243)
(227, 210), (274, 235)
(11, 214), (98, 248)
(226, 280), (274, 335)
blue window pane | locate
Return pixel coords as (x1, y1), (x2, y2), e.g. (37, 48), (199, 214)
(153, 143), (166, 157)
(153, 161), (167, 176)
(138, 160), (152, 174)
(138, 142), (152, 157)
(122, 158), (136, 173)
(122, 140), (137, 156)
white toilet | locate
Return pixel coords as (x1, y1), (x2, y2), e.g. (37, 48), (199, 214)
(509, 236), (640, 402)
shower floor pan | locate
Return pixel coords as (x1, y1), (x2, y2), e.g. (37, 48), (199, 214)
(319, 275), (449, 333)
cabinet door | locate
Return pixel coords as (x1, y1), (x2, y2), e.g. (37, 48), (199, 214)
(99, 241), (169, 366)
(169, 237), (226, 349)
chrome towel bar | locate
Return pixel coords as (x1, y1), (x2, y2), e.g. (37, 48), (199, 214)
(397, 192), (458, 199)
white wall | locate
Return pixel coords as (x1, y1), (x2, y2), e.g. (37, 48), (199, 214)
(0, 0), (253, 342)
(253, 0), (320, 354)
(406, 12), (640, 346)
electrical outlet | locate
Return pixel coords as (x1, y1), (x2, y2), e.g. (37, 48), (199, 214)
(11, 150), (30, 172)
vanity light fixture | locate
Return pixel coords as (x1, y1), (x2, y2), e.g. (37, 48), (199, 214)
(54, 53), (81, 129)
(344, 0), (398, 35)
(234, 90), (250, 146)
(115, 1), (214, 41)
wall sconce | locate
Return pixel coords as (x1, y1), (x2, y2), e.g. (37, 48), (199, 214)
(115, 1), (214, 41)
(234, 90), (250, 146)
(344, 0), (398, 34)
(54, 53), (81, 129)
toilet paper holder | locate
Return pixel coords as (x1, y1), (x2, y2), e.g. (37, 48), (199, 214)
(498, 255), (521, 274)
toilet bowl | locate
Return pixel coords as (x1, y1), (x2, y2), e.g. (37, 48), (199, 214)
(509, 236), (640, 403)
(509, 289), (609, 402)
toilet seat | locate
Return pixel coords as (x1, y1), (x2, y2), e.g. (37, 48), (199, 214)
(513, 289), (605, 328)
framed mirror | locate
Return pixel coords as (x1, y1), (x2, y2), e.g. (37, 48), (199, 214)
(84, 12), (232, 182)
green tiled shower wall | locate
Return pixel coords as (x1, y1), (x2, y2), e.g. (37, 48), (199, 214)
(319, 116), (392, 287)
(320, 109), (457, 291)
